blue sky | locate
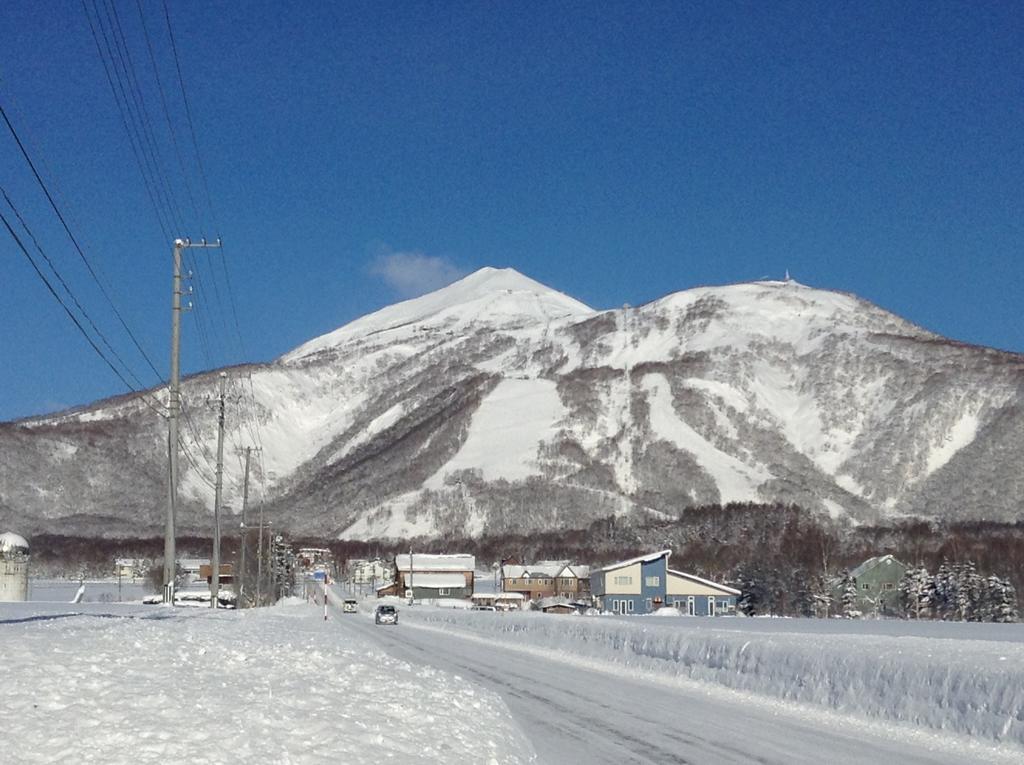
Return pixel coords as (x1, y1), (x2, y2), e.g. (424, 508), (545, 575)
(1, 1), (1022, 421)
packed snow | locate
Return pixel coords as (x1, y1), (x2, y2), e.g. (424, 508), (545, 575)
(4, 591), (1022, 764)
(0, 599), (534, 764)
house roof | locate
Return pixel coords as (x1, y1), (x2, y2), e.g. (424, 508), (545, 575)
(559, 564), (590, 579)
(536, 595), (573, 609)
(407, 573), (468, 589)
(395, 554), (475, 572)
(502, 561), (588, 579)
(850, 554), (906, 580)
(667, 568), (741, 596)
(595, 549), (672, 573)
(472, 592), (525, 600)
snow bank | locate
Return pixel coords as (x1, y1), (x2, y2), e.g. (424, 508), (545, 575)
(408, 610), (1024, 746)
(0, 601), (533, 764)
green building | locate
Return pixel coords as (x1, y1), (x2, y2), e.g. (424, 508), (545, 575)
(843, 555), (908, 616)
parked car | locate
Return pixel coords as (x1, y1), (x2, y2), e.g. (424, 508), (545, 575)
(342, 599), (358, 613)
(375, 604), (398, 625)
(471, 605), (497, 611)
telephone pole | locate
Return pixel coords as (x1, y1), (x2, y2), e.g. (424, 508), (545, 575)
(165, 237), (221, 605)
(211, 372), (228, 608)
(237, 445), (260, 606)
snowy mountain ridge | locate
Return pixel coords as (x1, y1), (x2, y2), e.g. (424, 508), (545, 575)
(2, 267), (1023, 539)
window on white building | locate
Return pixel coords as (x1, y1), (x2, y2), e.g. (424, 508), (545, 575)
(613, 575), (633, 585)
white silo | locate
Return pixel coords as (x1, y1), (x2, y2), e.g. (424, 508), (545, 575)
(0, 531), (30, 602)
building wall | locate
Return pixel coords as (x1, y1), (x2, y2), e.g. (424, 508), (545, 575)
(666, 574), (726, 597)
(599, 557), (669, 614)
(855, 561), (907, 614)
(411, 584), (472, 600)
(666, 594), (737, 616)
(0, 558), (29, 602)
(602, 562), (643, 594)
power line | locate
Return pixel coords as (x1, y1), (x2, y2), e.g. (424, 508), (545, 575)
(99, 0), (186, 234)
(1, 206), (166, 418)
(0, 101), (165, 384)
(133, 0), (203, 231)
(80, 0), (173, 242)
(1, 186), (151, 394)
(162, 0), (216, 234)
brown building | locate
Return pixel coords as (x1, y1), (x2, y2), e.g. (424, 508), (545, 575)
(377, 553), (475, 600)
(501, 561), (590, 601)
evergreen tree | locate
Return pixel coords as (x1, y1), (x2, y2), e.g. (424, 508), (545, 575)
(934, 560), (955, 620)
(840, 569), (859, 618)
(898, 566), (933, 619)
(736, 565), (767, 616)
(992, 576), (1019, 623)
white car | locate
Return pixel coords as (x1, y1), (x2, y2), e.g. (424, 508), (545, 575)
(342, 599), (358, 613)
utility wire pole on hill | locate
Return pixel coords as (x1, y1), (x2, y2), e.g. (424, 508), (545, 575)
(165, 237), (221, 605)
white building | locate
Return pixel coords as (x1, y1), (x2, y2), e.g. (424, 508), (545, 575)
(348, 558), (390, 584)
(0, 531), (30, 602)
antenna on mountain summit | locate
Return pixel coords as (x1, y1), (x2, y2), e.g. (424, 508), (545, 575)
(784, 269), (792, 282)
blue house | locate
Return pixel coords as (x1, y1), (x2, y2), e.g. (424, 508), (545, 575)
(591, 550), (739, 616)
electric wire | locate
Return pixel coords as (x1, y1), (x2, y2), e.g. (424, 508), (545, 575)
(80, 0), (173, 243)
(0, 100), (165, 385)
(99, 0), (187, 235)
(1, 206), (166, 420)
(132, 0), (203, 230)
(1, 186), (151, 394)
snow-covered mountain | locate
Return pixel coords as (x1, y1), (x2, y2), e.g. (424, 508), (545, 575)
(3, 267), (1024, 539)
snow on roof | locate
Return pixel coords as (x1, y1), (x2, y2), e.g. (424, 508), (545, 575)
(503, 561), (589, 579)
(408, 573), (468, 589)
(849, 555), (905, 580)
(472, 592), (525, 600)
(560, 564), (590, 579)
(396, 554), (475, 572)
(536, 596), (574, 609)
(595, 550), (672, 573)
(666, 569), (741, 596)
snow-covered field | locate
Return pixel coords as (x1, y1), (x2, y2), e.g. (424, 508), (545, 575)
(27, 578), (149, 603)
(5, 592), (1023, 764)
(0, 600), (534, 764)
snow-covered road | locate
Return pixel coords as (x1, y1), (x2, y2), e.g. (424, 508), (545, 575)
(334, 604), (1021, 765)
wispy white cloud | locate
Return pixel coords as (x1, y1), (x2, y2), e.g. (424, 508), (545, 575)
(368, 249), (467, 299)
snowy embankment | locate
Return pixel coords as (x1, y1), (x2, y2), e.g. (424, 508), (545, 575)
(408, 609), (1024, 747)
(0, 600), (533, 764)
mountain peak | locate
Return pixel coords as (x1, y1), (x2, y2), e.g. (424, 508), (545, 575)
(283, 266), (594, 361)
